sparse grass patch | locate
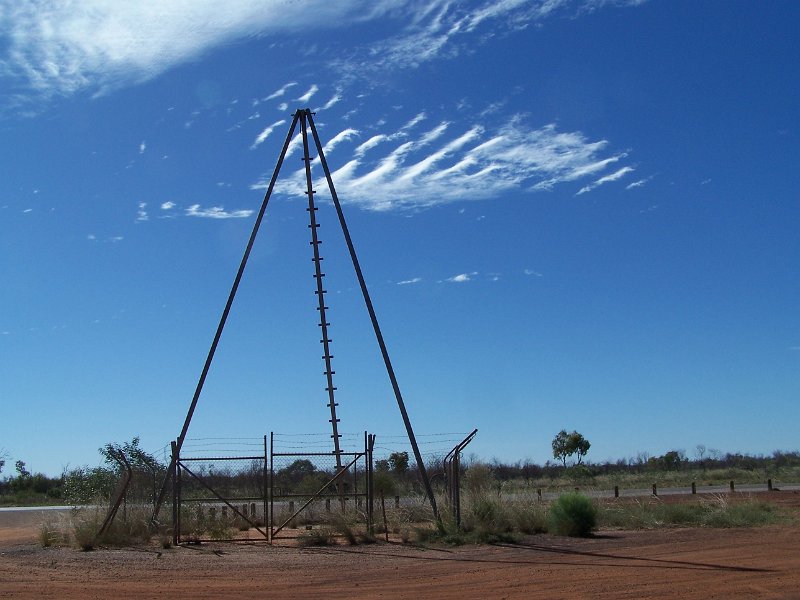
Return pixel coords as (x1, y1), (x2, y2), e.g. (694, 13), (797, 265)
(297, 526), (336, 547)
(38, 518), (66, 547)
(598, 495), (781, 529)
(66, 504), (153, 550)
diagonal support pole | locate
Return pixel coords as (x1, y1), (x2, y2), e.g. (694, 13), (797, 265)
(305, 110), (441, 525)
(152, 112), (301, 523)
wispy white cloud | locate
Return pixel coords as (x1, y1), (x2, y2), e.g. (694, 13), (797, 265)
(355, 134), (389, 156)
(524, 269), (543, 277)
(445, 272), (477, 283)
(334, 0), (648, 77)
(136, 202), (148, 222)
(397, 277), (422, 285)
(251, 119), (287, 150)
(320, 91), (343, 110)
(295, 84), (319, 104)
(186, 204), (254, 219)
(139, 141), (146, 154)
(0, 3), (404, 103)
(323, 128), (359, 154)
(266, 82), (297, 100)
(257, 112), (633, 211)
(626, 176), (650, 190)
(1, 1), (648, 107)
(160, 201), (176, 210)
(576, 166), (635, 195)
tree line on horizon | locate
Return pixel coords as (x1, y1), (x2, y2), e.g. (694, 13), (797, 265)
(2, 440), (800, 505)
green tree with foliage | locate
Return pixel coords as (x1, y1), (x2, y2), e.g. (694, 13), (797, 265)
(552, 430), (591, 468)
(100, 436), (163, 474)
(388, 451), (409, 475)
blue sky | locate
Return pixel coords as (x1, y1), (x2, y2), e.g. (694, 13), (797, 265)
(1, 0), (798, 476)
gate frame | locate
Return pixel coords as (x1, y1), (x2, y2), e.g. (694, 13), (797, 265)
(171, 437), (270, 544)
(268, 431), (375, 542)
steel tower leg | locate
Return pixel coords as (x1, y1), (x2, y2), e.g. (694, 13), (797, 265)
(152, 113), (301, 523)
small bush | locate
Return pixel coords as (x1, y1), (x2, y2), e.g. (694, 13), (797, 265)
(38, 519), (64, 547)
(549, 493), (597, 537)
(297, 526), (335, 547)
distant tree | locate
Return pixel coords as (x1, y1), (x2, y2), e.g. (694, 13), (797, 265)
(658, 450), (684, 471)
(552, 430), (591, 468)
(388, 451), (409, 475)
(695, 444), (707, 461)
(15, 460), (30, 478)
(279, 459), (316, 484)
(100, 436), (163, 473)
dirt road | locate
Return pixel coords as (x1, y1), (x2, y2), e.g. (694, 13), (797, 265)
(1, 495), (799, 599)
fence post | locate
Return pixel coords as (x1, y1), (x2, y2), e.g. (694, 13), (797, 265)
(691, 482), (696, 494)
(614, 485), (619, 498)
(652, 483), (657, 496)
(395, 495), (400, 508)
(768, 478), (773, 491)
(171, 441), (178, 546)
(730, 480), (735, 493)
(537, 489), (542, 502)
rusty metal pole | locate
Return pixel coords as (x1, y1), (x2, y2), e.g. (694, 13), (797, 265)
(269, 432), (274, 543)
(171, 441), (178, 546)
(305, 109), (441, 525)
(263, 434), (268, 541)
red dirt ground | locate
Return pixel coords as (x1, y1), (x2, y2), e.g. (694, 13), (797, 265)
(2, 493), (799, 599)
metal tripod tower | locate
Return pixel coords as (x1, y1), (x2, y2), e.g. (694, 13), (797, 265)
(153, 109), (440, 524)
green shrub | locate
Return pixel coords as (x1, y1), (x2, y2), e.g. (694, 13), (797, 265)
(549, 492), (597, 537)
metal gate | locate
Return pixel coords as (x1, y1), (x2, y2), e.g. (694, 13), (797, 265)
(268, 432), (375, 541)
(171, 439), (269, 544)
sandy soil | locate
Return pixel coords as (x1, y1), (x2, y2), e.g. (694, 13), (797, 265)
(1, 493), (799, 599)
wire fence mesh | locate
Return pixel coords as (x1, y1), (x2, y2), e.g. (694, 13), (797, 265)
(151, 431), (476, 541)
